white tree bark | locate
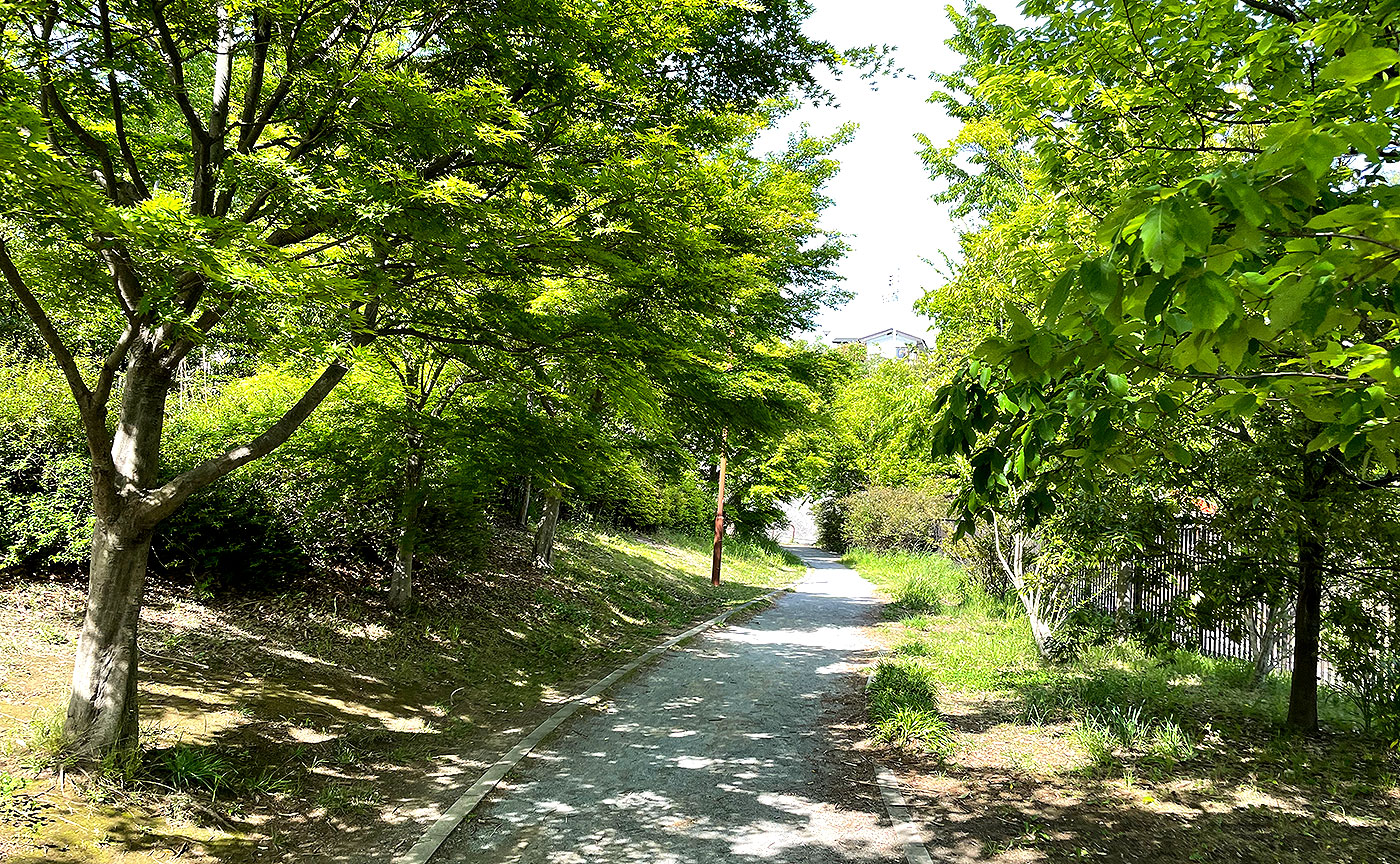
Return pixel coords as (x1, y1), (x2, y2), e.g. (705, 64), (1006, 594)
(992, 514), (1060, 659)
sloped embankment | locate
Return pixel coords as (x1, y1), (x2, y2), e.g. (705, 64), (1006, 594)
(0, 527), (802, 863)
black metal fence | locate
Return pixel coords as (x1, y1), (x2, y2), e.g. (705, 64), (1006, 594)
(1069, 521), (1335, 685)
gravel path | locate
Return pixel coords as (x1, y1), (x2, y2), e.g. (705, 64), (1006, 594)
(436, 547), (900, 864)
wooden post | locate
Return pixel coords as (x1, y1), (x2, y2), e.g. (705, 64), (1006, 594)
(711, 427), (728, 587)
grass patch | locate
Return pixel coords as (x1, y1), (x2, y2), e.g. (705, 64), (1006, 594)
(848, 548), (1399, 863)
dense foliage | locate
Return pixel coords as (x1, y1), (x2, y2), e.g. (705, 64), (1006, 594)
(0, 0), (866, 756)
(788, 0), (1400, 745)
(917, 0), (1400, 735)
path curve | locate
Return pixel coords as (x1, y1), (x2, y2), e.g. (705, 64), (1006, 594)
(435, 547), (901, 863)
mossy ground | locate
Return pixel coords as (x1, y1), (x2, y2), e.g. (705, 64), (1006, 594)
(0, 526), (803, 863)
(850, 549), (1400, 864)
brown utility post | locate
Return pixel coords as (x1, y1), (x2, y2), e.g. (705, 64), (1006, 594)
(711, 427), (728, 586)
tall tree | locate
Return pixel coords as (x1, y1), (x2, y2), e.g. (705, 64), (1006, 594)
(0, 0), (856, 756)
(924, 0), (1400, 730)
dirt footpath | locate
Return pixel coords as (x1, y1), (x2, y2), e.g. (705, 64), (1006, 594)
(434, 547), (901, 863)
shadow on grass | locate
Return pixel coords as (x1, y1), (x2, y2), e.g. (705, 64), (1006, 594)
(897, 757), (1400, 864)
(1, 526), (806, 863)
(855, 552), (1400, 864)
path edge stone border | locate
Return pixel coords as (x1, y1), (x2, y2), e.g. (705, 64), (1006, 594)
(876, 769), (936, 864)
(390, 586), (788, 864)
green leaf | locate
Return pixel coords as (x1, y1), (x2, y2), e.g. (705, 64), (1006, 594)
(1321, 47), (1399, 84)
(1096, 200), (1145, 247)
(1267, 277), (1311, 329)
(1140, 202), (1185, 276)
(1177, 201), (1216, 254)
(1104, 373), (1129, 396)
(1003, 301), (1035, 336)
(1042, 269), (1074, 324)
(1219, 178), (1268, 227)
(1028, 331), (1054, 367)
(1181, 273), (1235, 330)
(1164, 441), (1193, 466)
(1079, 256), (1121, 307)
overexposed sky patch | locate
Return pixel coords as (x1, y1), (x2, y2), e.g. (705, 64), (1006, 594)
(758, 0), (1024, 344)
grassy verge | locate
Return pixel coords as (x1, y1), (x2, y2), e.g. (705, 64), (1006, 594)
(848, 548), (1400, 864)
(0, 526), (803, 864)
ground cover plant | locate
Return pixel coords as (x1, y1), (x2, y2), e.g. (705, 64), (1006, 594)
(0, 526), (802, 863)
(853, 550), (1400, 864)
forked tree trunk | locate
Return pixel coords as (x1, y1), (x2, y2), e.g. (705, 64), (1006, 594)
(59, 329), (361, 758)
(66, 350), (170, 757)
(388, 457), (426, 611)
(532, 486), (562, 570)
(1250, 599), (1285, 685)
(992, 515), (1057, 660)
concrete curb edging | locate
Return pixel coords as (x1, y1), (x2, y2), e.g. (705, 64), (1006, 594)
(390, 587), (788, 864)
(876, 769), (936, 864)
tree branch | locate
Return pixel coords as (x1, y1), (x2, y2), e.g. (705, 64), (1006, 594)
(0, 238), (118, 468)
(136, 304), (380, 526)
(0, 238), (91, 407)
(150, 0), (211, 144)
(99, 0), (149, 200)
(1240, 0), (1301, 23)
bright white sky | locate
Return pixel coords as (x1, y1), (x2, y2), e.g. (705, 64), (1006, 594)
(756, 0), (1024, 344)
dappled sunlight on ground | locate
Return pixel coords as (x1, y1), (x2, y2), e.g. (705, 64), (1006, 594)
(854, 551), (1400, 864)
(0, 527), (805, 863)
(437, 548), (897, 863)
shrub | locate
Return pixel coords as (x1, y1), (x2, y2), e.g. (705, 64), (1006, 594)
(0, 358), (90, 569)
(152, 483), (309, 593)
(814, 496), (846, 552)
(578, 459), (714, 534)
(1326, 594), (1400, 747)
(839, 485), (951, 555)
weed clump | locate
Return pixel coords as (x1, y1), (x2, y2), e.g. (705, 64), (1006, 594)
(867, 658), (958, 756)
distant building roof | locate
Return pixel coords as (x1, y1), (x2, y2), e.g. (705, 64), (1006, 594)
(831, 327), (928, 347)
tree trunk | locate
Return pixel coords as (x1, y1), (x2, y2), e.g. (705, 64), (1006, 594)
(66, 349), (170, 757)
(992, 516), (1057, 660)
(1286, 451), (1329, 732)
(532, 486), (562, 570)
(65, 521), (154, 757)
(516, 476), (532, 529)
(1251, 599), (1284, 685)
(388, 457), (425, 611)
(1287, 527), (1324, 730)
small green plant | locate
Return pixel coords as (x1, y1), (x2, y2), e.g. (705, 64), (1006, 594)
(867, 658), (959, 755)
(16, 706), (71, 770)
(154, 744), (232, 799)
(241, 764), (301, 796)
(873, 706), (959, 756)
(315, 781), (381, 815)
(99, 745), (142, 782)
(867, 658), (939, 718)
(1101, 704), (1149, 749)
(0, 770), (23, 799)
(35, 623), (67, 645)
(1148, 719), (1195, 763)
(1073, 716), (1117, 769)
